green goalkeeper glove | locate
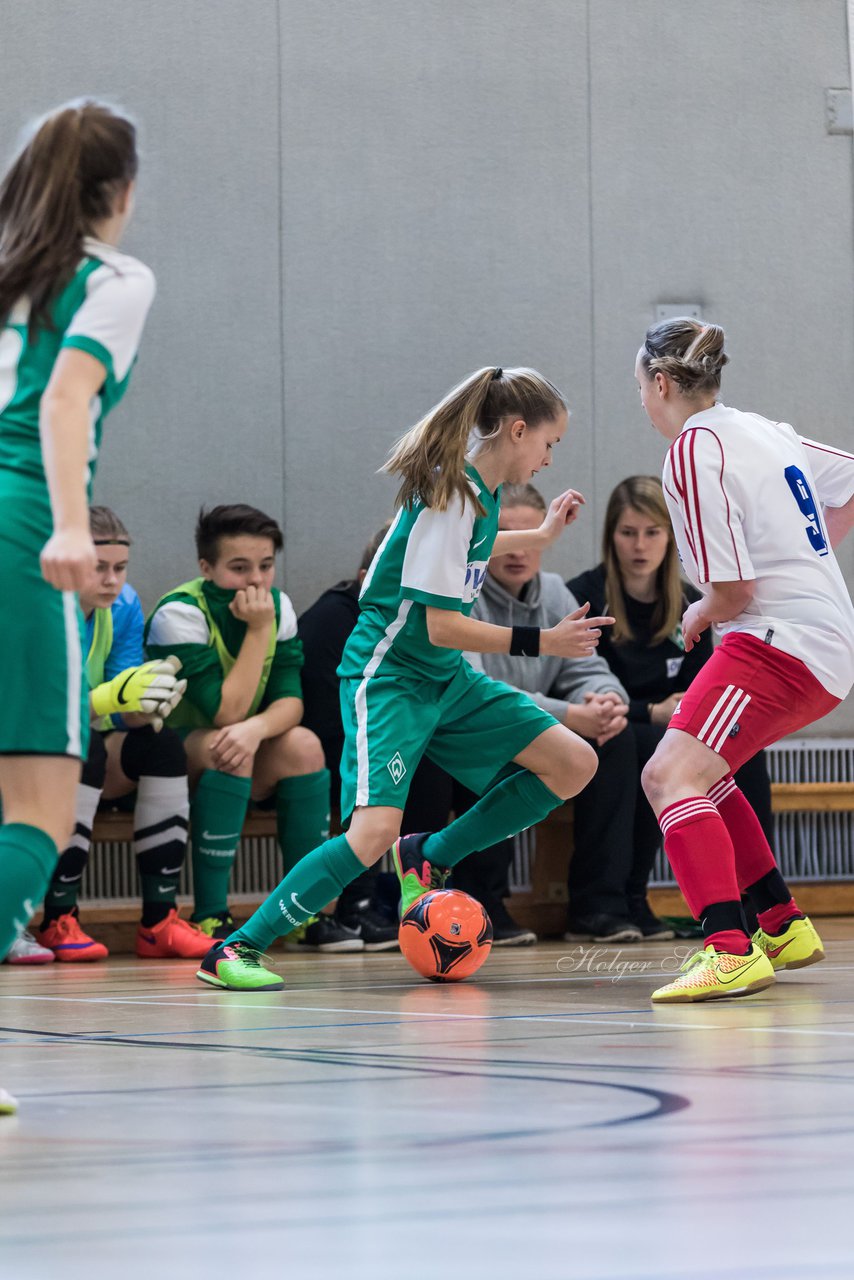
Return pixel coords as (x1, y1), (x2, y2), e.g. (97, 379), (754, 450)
(90, 656), (186, 723)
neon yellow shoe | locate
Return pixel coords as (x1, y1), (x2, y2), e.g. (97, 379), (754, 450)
(0, 1088), (17, 1115)
(196, 940), (284, 991)
(192, 912), (235, 940)
(651, 942), (775, 1003)
(752, 915), (825, 971)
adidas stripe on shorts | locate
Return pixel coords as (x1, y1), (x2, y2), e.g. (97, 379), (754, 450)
(667, 631), (838, 772)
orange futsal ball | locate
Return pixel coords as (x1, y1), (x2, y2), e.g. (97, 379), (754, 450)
(399, 889), (493, 982)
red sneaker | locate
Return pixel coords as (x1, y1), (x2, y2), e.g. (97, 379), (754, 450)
(36, 913), (109, 962)
(136, 910), (213, 959)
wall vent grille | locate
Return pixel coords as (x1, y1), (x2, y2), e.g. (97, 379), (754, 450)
(81, 738), (854, 905)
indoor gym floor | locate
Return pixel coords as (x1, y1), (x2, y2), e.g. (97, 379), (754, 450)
(2, 921), (854, 1280)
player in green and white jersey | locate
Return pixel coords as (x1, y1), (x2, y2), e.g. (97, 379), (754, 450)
(0, 102), (165, 1110)
(198, 366), (615, 991)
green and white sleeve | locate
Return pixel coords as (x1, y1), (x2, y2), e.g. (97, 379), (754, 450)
(399, 494), (476, 612)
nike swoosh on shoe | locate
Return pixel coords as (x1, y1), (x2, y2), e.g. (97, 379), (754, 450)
(715, 954), (765, 984)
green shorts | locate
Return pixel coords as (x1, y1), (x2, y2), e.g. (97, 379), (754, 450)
(0, 471), (89, 759)
(338, 659), (557, 820)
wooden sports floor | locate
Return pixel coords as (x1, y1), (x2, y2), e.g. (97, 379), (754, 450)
(2, 921), (854, 1280)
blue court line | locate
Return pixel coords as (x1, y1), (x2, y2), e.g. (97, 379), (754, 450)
(0, 1006), (671, 1042)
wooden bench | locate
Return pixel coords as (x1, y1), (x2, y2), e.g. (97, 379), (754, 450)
(82, 780), (854, 948)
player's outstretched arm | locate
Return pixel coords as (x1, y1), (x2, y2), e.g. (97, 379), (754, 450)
(492, 488), (584, 556)
(426, 602), (614, 659)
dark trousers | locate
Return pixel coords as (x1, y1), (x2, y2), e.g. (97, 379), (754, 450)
(450, 723), (773, 926)
(566, 725), (638, 922)
(437, 730), (639, 922)
(453, 729), (639, 923)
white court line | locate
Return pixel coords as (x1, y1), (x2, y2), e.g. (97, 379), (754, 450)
(4, 961), (853, 1004)
(737, 1025), (854, 1038)
(7, 959), (853, 997)
(5, 988), (854, 1039)
(7, 991), (852, 1037)
(0, 967), (743, 998)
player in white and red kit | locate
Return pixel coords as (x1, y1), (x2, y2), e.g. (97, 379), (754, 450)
(635, 317), (854, 1002)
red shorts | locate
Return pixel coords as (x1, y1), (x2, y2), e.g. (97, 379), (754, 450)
(668, 632), (840, 772)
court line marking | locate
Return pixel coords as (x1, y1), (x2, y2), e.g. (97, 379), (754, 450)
(0, 1022), (693, 1126)
(6, 961), (852, 1001)
(6, 995), (853, 1037)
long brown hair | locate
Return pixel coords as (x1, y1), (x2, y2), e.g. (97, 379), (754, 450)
(0, 99), (138, 333)
(383, 366), (566, 514)
(603, 476), (682, 646)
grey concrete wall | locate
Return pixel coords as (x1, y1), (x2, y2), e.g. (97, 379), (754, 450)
(0, 0), (284, 591)
(1, 0), (853, 729)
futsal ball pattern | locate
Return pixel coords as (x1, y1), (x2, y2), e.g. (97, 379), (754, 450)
(399, 889), (493, 982)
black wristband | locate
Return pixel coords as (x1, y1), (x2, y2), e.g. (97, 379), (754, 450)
(510, 625), (541, 657)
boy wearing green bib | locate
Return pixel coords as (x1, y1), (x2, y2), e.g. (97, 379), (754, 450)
(145, 504), (331, 938)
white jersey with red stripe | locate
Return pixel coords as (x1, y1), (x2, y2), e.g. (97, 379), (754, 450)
(662, 403), (854, 699)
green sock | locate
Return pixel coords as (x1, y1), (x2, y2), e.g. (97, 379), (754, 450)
(190, 770), (252, 921)
(275, 769), (331, 875)
(424, 769), (562, 867)
(229, 834), (363, 952)
(0, 824), (58, 960)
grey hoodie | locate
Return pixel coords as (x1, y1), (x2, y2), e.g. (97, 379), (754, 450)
(466, 570), (628, 723)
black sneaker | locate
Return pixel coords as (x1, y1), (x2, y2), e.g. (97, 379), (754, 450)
(486, 899), (537, 947)
(354, 904), (400, 952)
(563, 914), (643, 943)
(627, 896), (676, 941)
(192, 911), (236, 940)
(284, 913), (365, 953)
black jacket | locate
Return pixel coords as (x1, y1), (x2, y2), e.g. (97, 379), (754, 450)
(567, 564), (713, 723)
(297, 579), (360, 772)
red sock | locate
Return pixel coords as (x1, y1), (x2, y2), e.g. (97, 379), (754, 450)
(705, 930), (751, 955)
(659, 796), (740, 920)
(707, 775), (776, 890)
(757, 898), (801, 935)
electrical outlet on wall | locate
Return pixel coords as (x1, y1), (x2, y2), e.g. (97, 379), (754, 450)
(826, 89), (853, 135)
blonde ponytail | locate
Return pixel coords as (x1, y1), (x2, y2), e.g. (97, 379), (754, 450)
(384, 365), (566, 512)
(384, 367), (496, 513)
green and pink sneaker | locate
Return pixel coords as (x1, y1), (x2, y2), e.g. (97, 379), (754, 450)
(391, 833), (450, 917)
(196, 940), (283, 992)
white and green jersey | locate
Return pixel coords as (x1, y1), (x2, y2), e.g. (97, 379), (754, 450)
(339, 463), (501, 681)
(0, 237), (155, 496)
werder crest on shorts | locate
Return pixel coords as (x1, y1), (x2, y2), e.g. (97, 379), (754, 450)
(387, 752), (407, 785)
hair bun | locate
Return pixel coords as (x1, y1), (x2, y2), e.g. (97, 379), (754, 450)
(643, 318), (727, 395)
